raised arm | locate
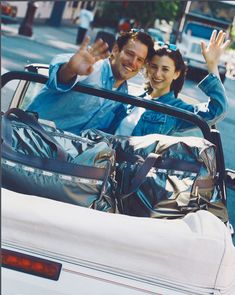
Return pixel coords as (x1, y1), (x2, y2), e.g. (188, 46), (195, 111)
(201, 30), (230, 78)
(58, 36), (110, 84)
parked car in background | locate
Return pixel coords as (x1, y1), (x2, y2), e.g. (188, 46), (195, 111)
(173, 2), (235, 83)
(176, 22), (228, 82)
(118, 18), (135, 32)
(1, 1), (18, 24)
(1, 1), (17, 17)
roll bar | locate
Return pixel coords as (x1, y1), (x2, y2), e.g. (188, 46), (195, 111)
(1, 70), (212, 141)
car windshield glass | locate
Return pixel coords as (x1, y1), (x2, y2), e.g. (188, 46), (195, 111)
(185, 23), (214, 39)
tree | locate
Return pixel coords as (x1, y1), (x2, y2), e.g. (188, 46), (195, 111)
(99, 1), (182, 29)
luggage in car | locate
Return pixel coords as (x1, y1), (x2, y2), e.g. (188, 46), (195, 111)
(1, 108), (116, 212)
(81, 128), (228, 222)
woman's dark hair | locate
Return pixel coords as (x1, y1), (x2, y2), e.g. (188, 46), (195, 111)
(116, 30), (154, 60)
(146, 47), (187, 97)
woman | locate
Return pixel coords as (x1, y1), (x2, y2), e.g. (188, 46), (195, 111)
(115, 30), (230, 136)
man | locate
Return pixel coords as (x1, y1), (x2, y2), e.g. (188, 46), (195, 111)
(27, 30), (154, 135)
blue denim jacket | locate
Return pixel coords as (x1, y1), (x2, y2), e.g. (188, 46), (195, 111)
(132, 74), (228, 136)
(27, 55), (128, 135)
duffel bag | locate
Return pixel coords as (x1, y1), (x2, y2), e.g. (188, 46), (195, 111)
(1, 109), (116, 212)
(81, 128), (228, 222)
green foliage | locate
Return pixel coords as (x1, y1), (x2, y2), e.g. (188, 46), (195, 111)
(230, 25), (235, 50)
(99, 1), (181, 29)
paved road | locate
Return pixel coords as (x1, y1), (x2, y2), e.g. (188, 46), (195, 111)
(1, 28), (235, 242)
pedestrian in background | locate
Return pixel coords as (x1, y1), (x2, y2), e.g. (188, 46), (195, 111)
(76, 4), (94, 45)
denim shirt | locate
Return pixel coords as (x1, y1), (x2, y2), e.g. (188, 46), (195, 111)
(27, 55), (128, 135)
(132, 74), (228, 136)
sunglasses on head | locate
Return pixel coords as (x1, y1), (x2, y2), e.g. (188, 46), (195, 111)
(130, 28), (145, 34)
(157, 41), (177, 51)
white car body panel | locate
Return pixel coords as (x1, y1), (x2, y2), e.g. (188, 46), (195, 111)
(2, 188), (235, 295)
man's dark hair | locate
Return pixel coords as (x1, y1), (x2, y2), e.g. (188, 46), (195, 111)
(116, 30), (154, 60)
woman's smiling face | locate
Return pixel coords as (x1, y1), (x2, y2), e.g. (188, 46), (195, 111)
(147, 55), (180, 97)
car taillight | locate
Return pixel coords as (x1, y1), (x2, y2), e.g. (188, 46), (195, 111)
(1, 249), (62, 281)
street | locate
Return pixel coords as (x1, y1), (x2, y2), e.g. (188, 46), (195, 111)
(1, 34), (73, 71)
(1, 25), (235, 242)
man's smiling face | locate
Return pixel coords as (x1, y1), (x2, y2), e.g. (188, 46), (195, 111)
(111, 39), (148, 87)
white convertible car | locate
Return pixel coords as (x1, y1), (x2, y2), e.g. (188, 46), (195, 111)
(2, 65), (235, 295)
